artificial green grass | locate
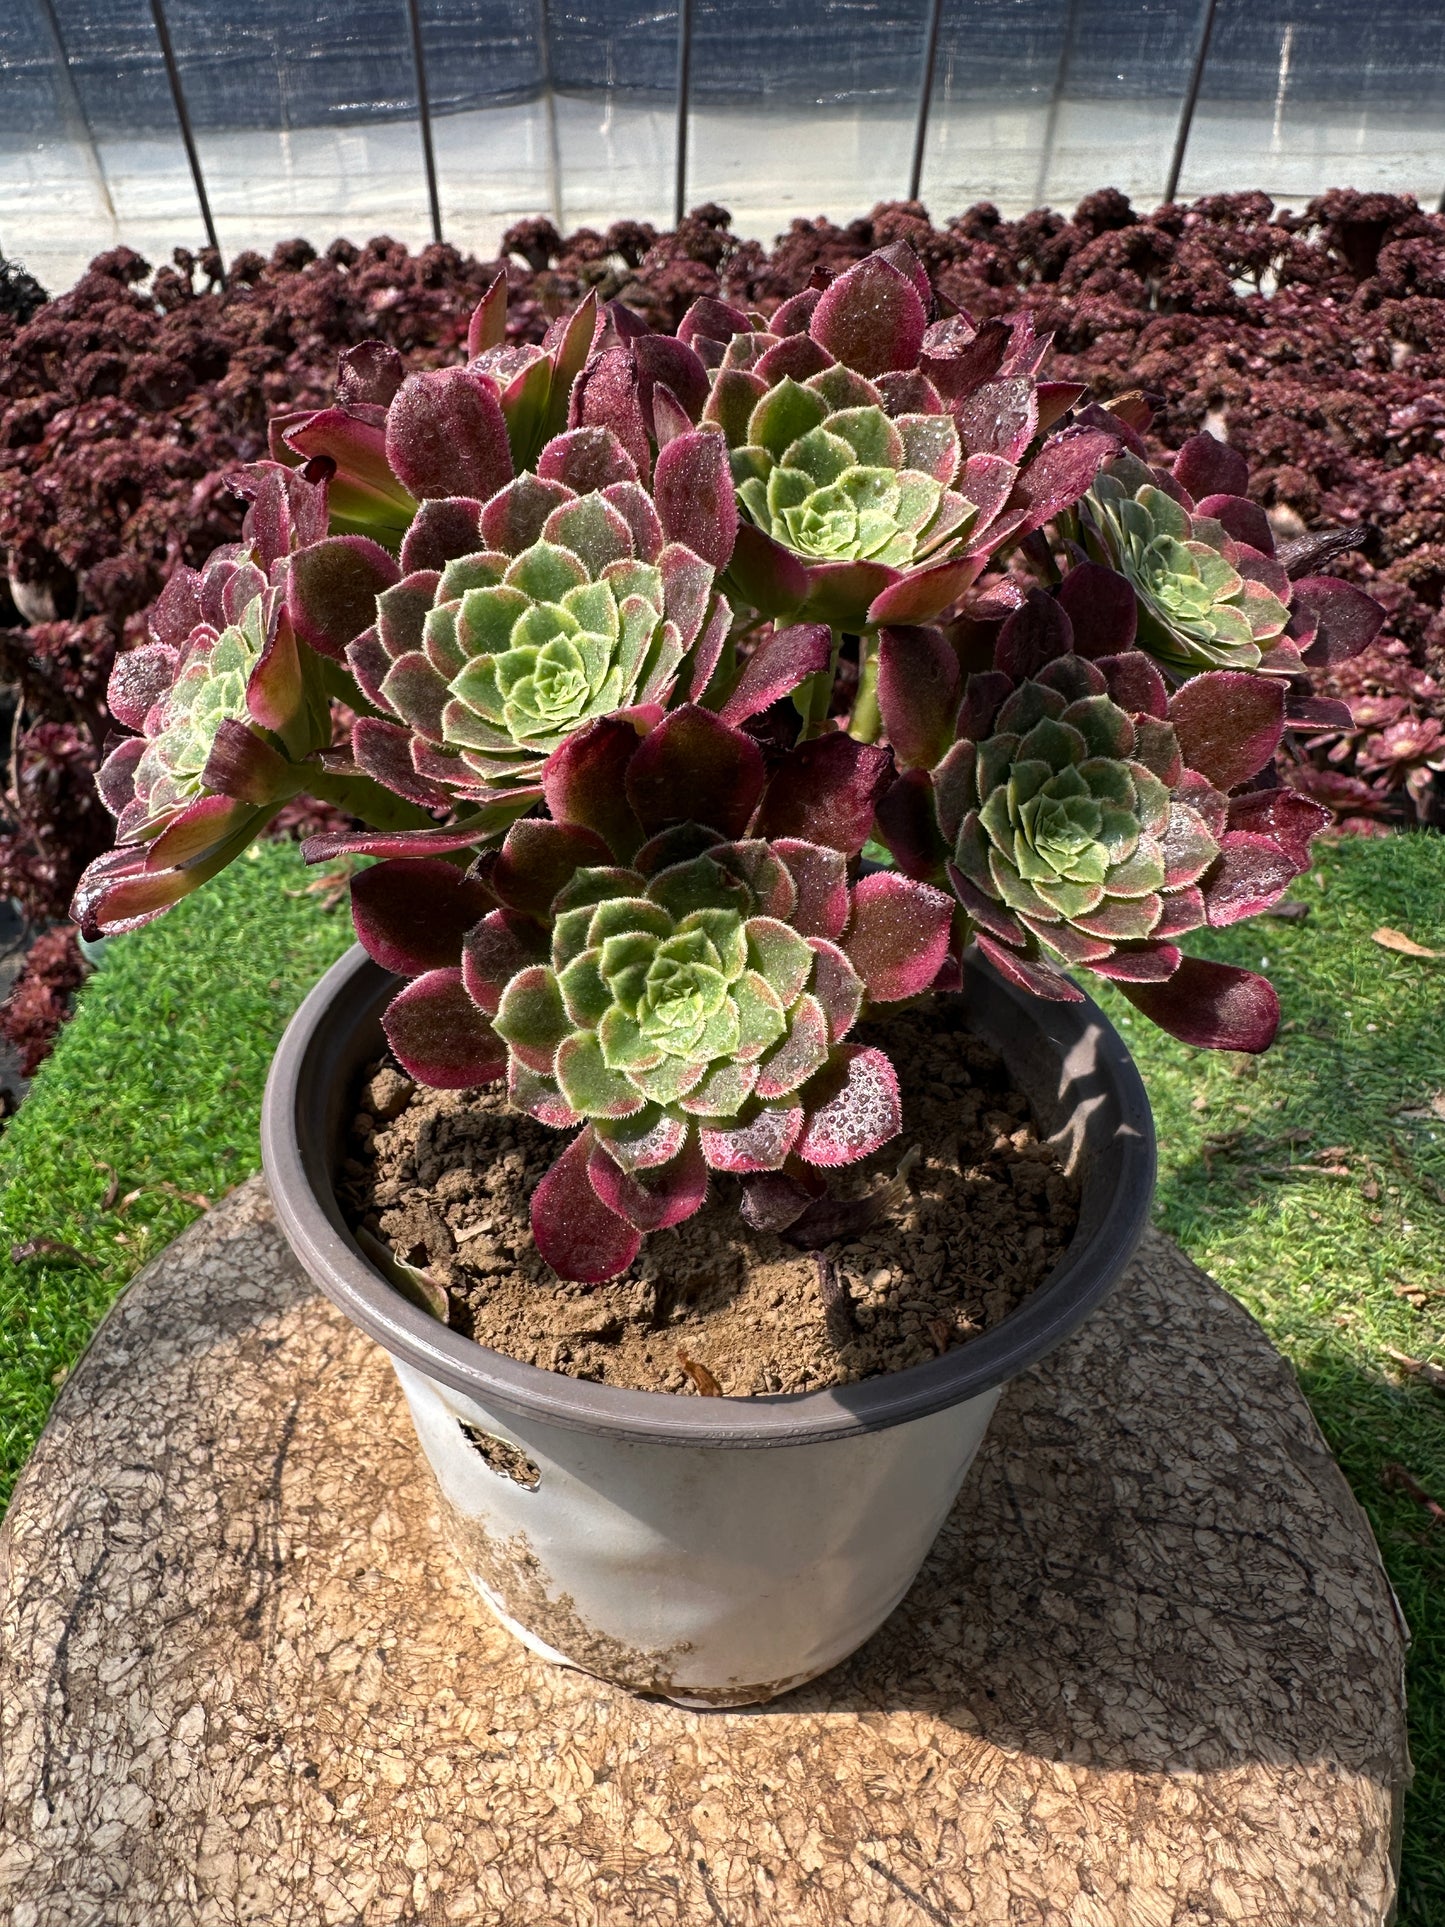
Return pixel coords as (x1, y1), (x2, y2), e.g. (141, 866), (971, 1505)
(0, 838), (353, 1503)
(0, 830), (1442, 1915)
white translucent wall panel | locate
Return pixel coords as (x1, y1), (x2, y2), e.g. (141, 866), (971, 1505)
(2, 0), (203, 289)
(1177, 0), (1445, 207)
(685, 0), (934, 229)
(547, 0), (676, 232)
(920, 0), (1202, 219)
(0, 0), (122, 292)
(158, 0), (433, 258)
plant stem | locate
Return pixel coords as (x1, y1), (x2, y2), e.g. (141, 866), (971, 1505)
(798, 629), (843, 741)
(850, 638), (881, 742)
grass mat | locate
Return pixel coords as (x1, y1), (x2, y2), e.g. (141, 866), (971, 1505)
(0, 830), (1442, 1916)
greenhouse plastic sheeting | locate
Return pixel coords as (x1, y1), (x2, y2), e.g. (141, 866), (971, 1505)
(3, 0), (1444, 293)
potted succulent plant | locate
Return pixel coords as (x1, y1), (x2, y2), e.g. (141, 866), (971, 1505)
(74, 242), (1385, 1705)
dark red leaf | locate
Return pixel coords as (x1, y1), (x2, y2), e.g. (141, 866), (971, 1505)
(351, 858), (493, 975)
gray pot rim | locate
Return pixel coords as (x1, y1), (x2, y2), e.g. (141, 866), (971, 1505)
(261, 943), (1155, 1448)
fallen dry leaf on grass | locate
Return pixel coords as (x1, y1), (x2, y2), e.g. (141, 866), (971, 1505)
(1371, 926), (1440, 959)
(11, 1238), (96, 1269)
(1383, 1462), (1445, 1525)
(1384, 1346), (1445, 1392)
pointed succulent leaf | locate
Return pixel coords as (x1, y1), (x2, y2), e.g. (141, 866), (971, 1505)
(1055, 562), (1139, 659)
(199, 718), (294, 806)
(587, 1129), (708, 1231)
(492, 819), (613, 918)
(624, 704), (766, 840)
(652, 430), (739, 570)
(876, 625), (960, 769)
(1289, 576), (1387, 666)
(531, 1127), (642, 1282)
(462, 908), (550, 1013)
(351, 858), (493, 975)
(874, 768), (949, 879)
(717, 622), (832, 726)
(1168, 672), (1285, 791)
(385, 368), (514, 503)
(809, 253), (928, 377)
(287, 536), (401, 662)
(382, 969), (506, 1088)
(1118, 957), (1279, 1053)
(755, 734), (893, 855)
(845, 872), (953, 1002)
(795, 1045), (902, 1166)
(1172, 432), (1249, 503)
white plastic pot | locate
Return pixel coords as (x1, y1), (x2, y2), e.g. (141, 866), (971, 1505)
(263, 944), (1154, 1706)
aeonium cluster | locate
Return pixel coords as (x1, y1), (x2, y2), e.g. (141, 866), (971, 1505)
(73, 239), (1389, 1284)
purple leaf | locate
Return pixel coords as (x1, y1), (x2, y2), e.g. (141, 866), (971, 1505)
(351, 858), (493, 975)
(381, 969), (506, 1088)
(796, 1046), (902, 1167)
(874, 767), (948, 879)
(1097, 649), (1169, 720)
(866, 557), (981, 628)
(1087, 943), (1183, 983)
(677, 294), (751, 353)
(774, 838), (850, 939)
(287, 536), (401, 662)
(1055, 562), (1138, 659)
(568, 345), (653, 481)
(1201, 831), (1300, 927)
(338, 340), (405, 409)
(301, 816), (503, 863)
(385, 368), (514, 502)
(953, 378), (1038, 463)
(845, 871), (953, 1001)
(802, 557), (898, 630)
(1172, 432), (1249, 504)
(144, 794), (254, 869)
(718, 623), (832, 726)
(399, 497), (485, 573)
(532, 1129), (643, 1283)
(809, 252), (927, 377)
(920, 317), (1010, 403)
(587, 1130), (708, 1232)
(1195, 493), (1274, 554)
(537, 425), (640, 493)
(995, 589), (1074, 680)
(755, 734), (894, 856)
(700, 1103), (804, 1174)
(480, 472), (574, 554)
(770, 287), (823, 336)
(108, 642), (179, 730)
(96, 737), (144, 818)
(625, 704), (766, 839)
(1118, 957), (1279, 1052)
(1169, 672), (1285, 792)
(1226, 788), (1329, 866)
(634, 333), (711, 427)
(652, 429), (738, 570)
(351, 716), (456, 810)
(1290, 576), (1388, 666)
(199, 718), (293, 805)
(1010, 426), (1120, 540)
(462, 908), (549, 1014)
(466, 273), (508, 356)
(974, 933), (1084, 1003)
(541, 715), (646, 860)
(148, 566), (203, 648)
(492, 818), (613, 917)
(726, 521), (811, 617)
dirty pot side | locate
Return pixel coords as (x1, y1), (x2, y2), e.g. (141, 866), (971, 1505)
(262, 946), (1155, 1706)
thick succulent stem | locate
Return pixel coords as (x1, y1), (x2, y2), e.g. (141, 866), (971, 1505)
(798, 629), (844, 741)
(304, 768), (437, 833)
(849, 638), (882, 744)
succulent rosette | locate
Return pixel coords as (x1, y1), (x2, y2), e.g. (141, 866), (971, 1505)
(270, 278), (600, 548)
(873, 590), (1332, 1053)
(347, 704), (947, 1281)
(600, 243), (1121, 633)
(292, 425), (734, 816)
(72, 465), (336, 937)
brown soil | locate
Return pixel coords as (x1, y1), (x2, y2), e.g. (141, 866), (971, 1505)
(337, 1000), (1079, 1397)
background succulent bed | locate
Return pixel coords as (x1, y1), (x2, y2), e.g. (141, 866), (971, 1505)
(3, 185), (1436, 1074)
(53, 234), (1384, 1283)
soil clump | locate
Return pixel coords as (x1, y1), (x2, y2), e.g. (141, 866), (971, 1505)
(339, 1000), (1079, 1396)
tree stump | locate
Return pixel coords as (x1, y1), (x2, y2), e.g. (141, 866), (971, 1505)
(0, 1177), (1409, 1926)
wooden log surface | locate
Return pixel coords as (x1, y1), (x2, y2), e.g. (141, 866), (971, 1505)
(0, 1176), (1410, 1926)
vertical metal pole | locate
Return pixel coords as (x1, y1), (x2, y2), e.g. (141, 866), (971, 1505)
(148, 0), (223, 269)
(674, 0), (693, 227)
(1034, 0), (1081, 209)
(1164, 0), (1220, 205)
(405, 0), (443, 242)
(33, 0), (119, 239)
(535, 0), (563, 229)
(907, 0), (946, 203)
